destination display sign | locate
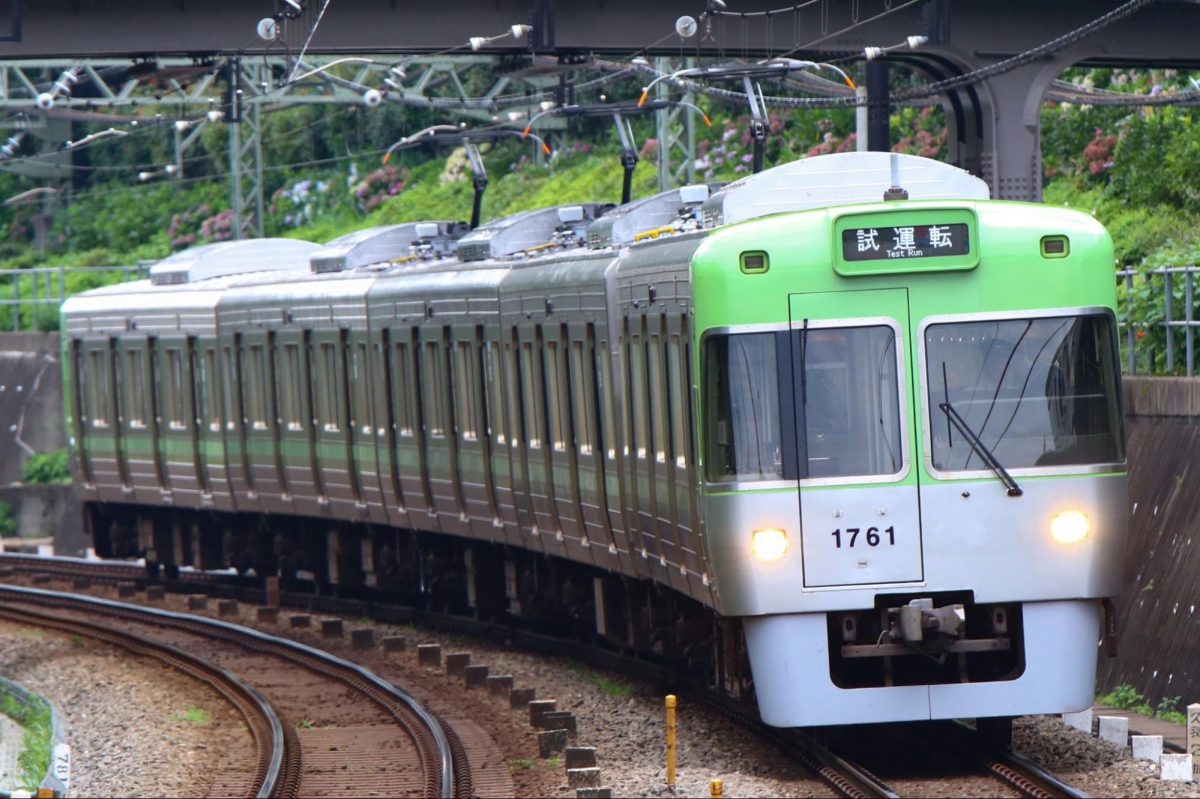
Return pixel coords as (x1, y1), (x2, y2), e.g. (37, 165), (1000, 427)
(841, 223), (970, 262)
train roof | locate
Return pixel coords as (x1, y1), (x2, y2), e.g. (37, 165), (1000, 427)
(702, 151), (989, 227)
(148, 238), (320, 286)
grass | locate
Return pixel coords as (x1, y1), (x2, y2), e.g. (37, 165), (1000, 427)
(0, 688), (53, 791)
(1097, 683), (1188, 724)
(564, 660), (635, 698)
(509, 758), (535, 773)
(169, 706), (212, 726)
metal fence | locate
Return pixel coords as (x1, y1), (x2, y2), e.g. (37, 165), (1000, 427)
(1117, 266), (1200, 376)
(0, 264), (148, 331)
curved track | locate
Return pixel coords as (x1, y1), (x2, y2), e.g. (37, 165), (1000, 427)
(0, 582), (456, 798)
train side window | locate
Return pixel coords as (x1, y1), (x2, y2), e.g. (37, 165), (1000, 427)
(505, 336), (522, 447)
(423, 340), (445, 437)
(245, 344), (268, 431)
(223, 347), (238, 431)
(166, 348), (187, 429)
(317, 342), (340, 433)
(648, 331), (668, 464)
(126, 349), (146, 428)
(352, 341), (371, 434)
(199, 348), (219, 430)
(545, 337), (567, 452)
(668, 333), (688, 468)
(483, 339), (506, 445)
(569, 338), (593, 455)
(392, 339), (416, 437)
(278, 344), (303, 430)
(88, 350), (109, 428)
(596, 341), (616, 460)
(74, 345), (89, 428)
(520, 340), (542, 449)
(629, 329), (649, 460)
(453, 341), (478, 441)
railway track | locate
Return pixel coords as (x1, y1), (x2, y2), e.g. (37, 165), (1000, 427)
(0, 582), (457, 798)
(0, 555), (1088, 798)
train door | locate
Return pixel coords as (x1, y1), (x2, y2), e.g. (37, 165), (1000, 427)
(348, 330), (386, 523)
(117, 333), (164, 504)
(503, 328), (539, 551)
(277, 330), (322, 517)
(388, 325), (436, 527)
(194, 340), (233, 511)
(452, 328), (501, 542)
(788, 289), (923, 588)
(665, 314), (707, 600)
(418, 324), (468, 536)
(481, 332), (518, 543)
(157, 334), (201, 506)
(545, 323), (589, 560)
(567, 323), (609, 569)
(239, 330), (288, 511)
(79, 336), (125, 500)
(373, 328), (410, 529)
(67, 337), (94, 488)
(520, 323), (566, 558)
(311, 328), (360, 516)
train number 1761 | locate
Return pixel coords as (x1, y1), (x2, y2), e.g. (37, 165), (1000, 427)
(830, 526), (896, 548)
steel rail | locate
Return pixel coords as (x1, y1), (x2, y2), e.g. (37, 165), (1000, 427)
(0, 583), (455, 799)
(0, 590), (293, 798)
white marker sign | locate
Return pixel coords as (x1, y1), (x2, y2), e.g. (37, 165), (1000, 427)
(52, 742), (70, 787)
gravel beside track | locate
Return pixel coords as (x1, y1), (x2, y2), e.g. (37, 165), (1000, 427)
(6, 567), (1200, 798)
(0, 619), (250, 798)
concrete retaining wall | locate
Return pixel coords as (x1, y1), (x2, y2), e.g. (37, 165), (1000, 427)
(1095, 376), (1200, 707)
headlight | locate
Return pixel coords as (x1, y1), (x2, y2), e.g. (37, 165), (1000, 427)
(1050, 510), (1090, 544)
(751, 528), (788, 561)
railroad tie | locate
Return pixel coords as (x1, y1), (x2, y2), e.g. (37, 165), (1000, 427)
(145, 585), (165, 601)
(575, 788), (612, 799)
(117, 582), (138, 597)
(319, 618), (343, 638)
(289, 613), (312, 628)
(564, 747), (597, 769)
(417, 643), (442, 667)
(538, 729), (568, 758)
(528, 699), (557, 728)
(256, 606), (279, 623)
(351, 628), (375, 650)
(187, 594), (208, 610)
(217, 599), (238, 617)
(445, 652), (470, 677)
(381, 635), (408, 652)
(464, 664), (489, 689)
(509, 687), (535, 710)
(541, 711), (577, 735)
(567, 768), (603, 789)
(487, 675), (513, 698)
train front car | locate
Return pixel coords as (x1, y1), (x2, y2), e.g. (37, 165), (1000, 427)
(691, 153), (1126, 727)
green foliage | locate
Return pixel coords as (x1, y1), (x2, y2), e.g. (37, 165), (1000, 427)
(0, 689), (52, 791)
(24, 450), (71, 485)
(169, 706), (212, 726)
(0, 501), (16, 537)
(1097, 684), (1187, 723)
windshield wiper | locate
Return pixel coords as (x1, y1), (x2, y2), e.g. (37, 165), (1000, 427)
(937, 401), (1023, 497)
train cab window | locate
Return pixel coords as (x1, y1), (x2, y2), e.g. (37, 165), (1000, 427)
(702, 326), (903, 483)
(545, 338), (567, 452)
(423, 340), (446, 437)
(125, 350), (147, 428)
(569, 340), (592, 456)
(924, 313), (1124, 471)
(453, 341), (477, 441)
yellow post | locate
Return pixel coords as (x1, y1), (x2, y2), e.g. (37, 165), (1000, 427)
(709, 777), (724, 797)
(666, 694), (677, 789)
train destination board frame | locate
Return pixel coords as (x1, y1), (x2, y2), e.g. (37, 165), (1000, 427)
(833, 207), (979, 277)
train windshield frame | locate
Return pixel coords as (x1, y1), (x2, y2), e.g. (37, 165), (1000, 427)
(920, 309), (1125, 476)
(701, 323), (906, 486)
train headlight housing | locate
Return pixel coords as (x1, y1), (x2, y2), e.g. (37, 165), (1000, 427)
(1050, 510), (1090, 544)
(751, 528), (788, 561)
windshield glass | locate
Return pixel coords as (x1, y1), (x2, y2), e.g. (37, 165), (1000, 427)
(925, 314), (1124, 471)
(702, 325), (904, 483)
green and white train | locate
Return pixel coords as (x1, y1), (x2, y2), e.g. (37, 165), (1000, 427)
(63, 152), (1127, 726)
